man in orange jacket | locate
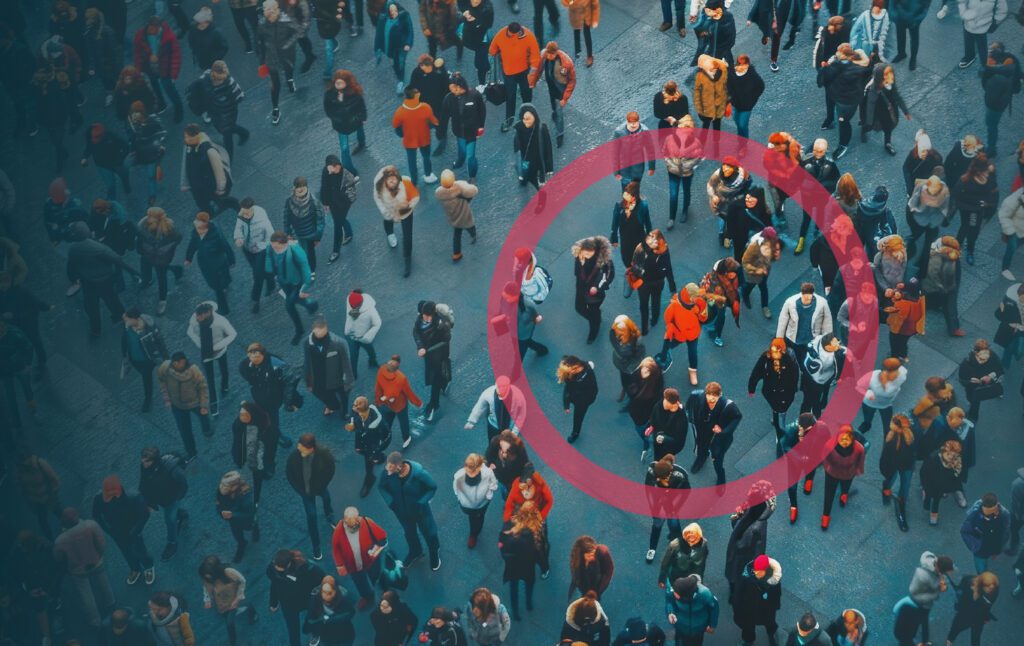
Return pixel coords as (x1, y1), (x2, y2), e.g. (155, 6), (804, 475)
(488, 21), (541, 130)
(392, 86), (440, 184)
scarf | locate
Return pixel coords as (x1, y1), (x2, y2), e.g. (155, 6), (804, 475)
(918, 183), (949, 208)
(245, 425), (264, 471)
(806, 339), (838, 384)
(940, 449), (962, 476)
(289, 192), (312, 220)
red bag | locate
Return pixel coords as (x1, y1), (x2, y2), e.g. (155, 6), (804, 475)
(257, 64), (269, 78)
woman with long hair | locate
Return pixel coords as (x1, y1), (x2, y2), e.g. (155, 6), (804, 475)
(920, 438), (965, 525)
(834, 173), (862, 220)
(861, 63), (910, 156)
(946, 572), (999, 645)
(627, 357), (663, 450)
(346, 395), (388, 497)
(725, 187), (772, 263)
(957, 338), (1004, 422)
(567, 535), (614, 601)
(216, 471), (257, 562)
(663, 115), (704, 226)
(498, 500), (545, 620)
(629, 229), (677, 335)
(136, 206), (184, 315)
(910, 376), (956, 458)
(557, 355), (598, 443)
(231, 402), (274, 505)
(953, 154), (999, 265)
(610, 180), (652, 296)
(323, 69), (368, 178)
(931, 407), (976, 504)
(571, 235), (615, 343)
(113, 67), (158, 123)
(198, 554), (255, 645)
(609, 315), (645, 401)
(747, 337), (799, 438)
(880, 414), (915, 531)
(463, 587), (511, 645)
(486, 429), (530, 500)
(741, 226), (781, 319)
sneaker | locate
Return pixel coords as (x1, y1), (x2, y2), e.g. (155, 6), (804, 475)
(126, 571), (141, 585)
(309, 271), (317, 283)
(713, 337), (724, 347)
(286, 78), (297, 92)
(328, 252), (340, 263)
(821, 119), (835, 130)
(658, 22), (672, 31)
(885, 143), (897, 155)
(833, 145), (848, 160)
(161, 544), (177, 561)
(1002, 269), (1016, 280)
(966, 251), (975, 265)
(423, 173), (438, 184)
(144, 567), (156, 585)
(954, 490), (967, 508)
(65, 282), (81, 297)
(762, 307), (772, 319)
(645, 549), (656, 563)
(769, 61), (779, 73)
(540, 569), (550, 579)
(210, 402), (219, 417)
(156, 300), (167, 315)
(425, 408), (435, 422)
(312, 548), (323, 561)
(402, 436), (412, 448)
(958, 56), (976, 69)
(387, 233), (398, 248)
(430, 554), (441, 571)
(184, 453), (197, 466)
(396, 80), (405, 94)
(271, 108), (281, 125)
(640, 449), (648, 463)
(666, 219), (675, 230)
(501, 117), (513, 133)
(452, 252), (463, 262)
(937, 4), (948, 18)
(892, 52), (907, 64)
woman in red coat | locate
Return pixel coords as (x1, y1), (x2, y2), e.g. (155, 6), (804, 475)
(821, 425), (865, 531)
(655, 283), (708, 385)
(132, 17), (182, 122)
(502, 462), (553, 522)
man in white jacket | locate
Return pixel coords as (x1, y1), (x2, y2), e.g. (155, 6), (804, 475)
(186, 301), (237, 415)
(464, 376), (526, 440)
(957, 0), (1009, 69)
(233, 197), (277, 312)
(344, 289), (381, 378)
(776, 282), (833, 366)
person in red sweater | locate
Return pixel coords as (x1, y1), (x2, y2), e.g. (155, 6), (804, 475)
(331, 506), (388, 610)
(655, 283), (709, 385)
(502, 462), (553, 522)
(391, 86), (440, 185)
(132, 17), (183, 123)
(821, 424), (866, 531)
(488, 21), (541, 129)
(374, 355), (422, 448)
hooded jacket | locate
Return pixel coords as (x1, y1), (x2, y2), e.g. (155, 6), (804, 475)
(378, 459), (437, 517)
(92, 487), (149, 538)
(139, 453), (188, 508)
(503, 471), (554, 520)
(572, 235), (614, 300)
(233, 206), (274, 254)
(267, 557), (326, 612)
(693, 55), (729, 118)
(921, 237), (960, 294)
(908, 551), (947, 609)
(706, 164), (752, 215)
(127, 112), (167, 164)
(467, 383), (526, 433)
(802, 335), (845, 385)
(158, 360), (209, 410)
(345, 293), (382, 343)
(663, 286), (709, 342)
(133, 21), (181, 78)
(665, 575), (720, 636)
(257, 12), (300, 71)
(462, 594), (510, 644)
(812, 21), (851, 69)
(374, 1), (415, 58)
(513, 103), (554, 176)
(304, 330), (354, 392)
(960, 500), (1010, 557)
(561, 596), (611, 645)
(148, 594), (195, 646)
(724, 500), (774, 589)
(820, 48), (871, 105)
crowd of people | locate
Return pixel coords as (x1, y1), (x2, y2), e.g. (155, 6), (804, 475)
(2, 0), (1024, 645)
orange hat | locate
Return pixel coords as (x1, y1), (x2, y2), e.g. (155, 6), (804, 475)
(102, 475), (124, 502)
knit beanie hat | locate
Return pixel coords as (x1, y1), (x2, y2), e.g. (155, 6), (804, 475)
(348, 290), (364, 308)
(753, 554), (770, 571)
(760, 226), (778, 241)
(672, 575), (698, 599)
(102, 474), (124, 501)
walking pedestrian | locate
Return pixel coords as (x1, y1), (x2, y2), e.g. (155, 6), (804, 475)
(283, 176), (326, 279)
(258, 0), (301, 125)
(324, 70), (368, 179)
(503, 462), (554, 525)
(14, 448), (62, 540)
(344, 396), (388, 497)
(499, 499), (544, 620)
(693, 55), (728, 132)
(486, 430), (530, 500)
(92, 474), (155, 585)
(957, 338), (1004, 421)
(891, 0), (928, 69)
(133, 17), (183, 122)
(778, 413), (824, 523)
(286, 433), (337, 560)
(629, 231), (677, 336)
(726, 55), (764, 138)
(185, 300), (236, 415)
(463, 588), (510, 645)
(724, 481), (774, 602)
(231, 402), (274, 505)
(393, 85), (440, 185)
(304, 315), (355, 417)
(653, 80), (689, 131)
(435, 169), (478, 261)
(283, 0), (318, 74)
(139, 447), (189, 562)
(732, 554), (781, 645)
(858, 356), (907, 435)
(344, 289), (381, 378)
(187, 8), (229, 71)
(628, 357), (664, 443)
(216, 470), (258, 561)
(746, 0), (794, 72)
(267, 549), (326, 646)
(54, 508), (116, 629)
(188, 61), (249, 157)
(115, 68), (159, 122)
(454, 453), (498, 548)
(686, 381), (742, 485)
(820, 425), (865, 530)
(777, 282), (832, 366)
(331, 507), (388, 610)
(83, 8), (120, 106)
(233, 198), (276, 313)
(693, 0), (736, 66)
(122, 307), (169, 411)
(953, 154), (999, 265)
(747, 337), (799, 438)
(656, 284), (708, 382)
(784, 612), (830, 646)
(465, 376), (526, 439)
(379, 450), (442, 570)
(489, 22), (541, 131)
(998, 188), (1024, 280)
(896, 551), (955, 645)
(921, 439), (967, 524)
(646, 388), (689, 462)
(66, 222), (136, 337)
(665, 574), (719, 646)
(528, 41), (575, 148)
(558, 355), (598, 443)
(706, 156), (752, 243)
(373, 165), (420, 277)
(813, 16), (850, 131)
(147, 591), (195, 645)
(800, 332), (845, 416)
(663, 117), (704, 226)
(413, 300), (453, 420)
(908, 176), (951, 276)
(181, 124), (239, 215)
(306, 575), (356, 644)
(958, 0), (1008, 69)
(823, 608), (868, 645)
(961, 493), (1010, 573)
(320, 155), (359, 261)
(239, 341), (298, 470)
(644, 454), (690, 563)
(266, 231), (319, 344)
(567, 535), (614, 601)
(740, 226), (781, 319)
(699, 257), (741, 346)
(658, 523), (708, 588)
(184, 213), (235, 314)
(796, 139), (840, 253)
(158, 352), (210, 461)
(820, 44), (871, 160)
(375, 355), (422, 448)
(32, 40), (80, 173)
(126, 103), (167, 205)
(374, 1), (415, 94)
(513, 103), (555, 194)
(612, 182), (652, 295)
(199, 555), (256, 645)
(80, 124), (131, 200)
(373, 590), (420, 644)
(881, 414), (916, 531)
(861, 63), (911, 156)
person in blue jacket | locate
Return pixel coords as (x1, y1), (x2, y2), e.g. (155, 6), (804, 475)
(265, 231), (319, 345)
(379, 450), (441, 571)
(374, 1), (415, 94)
(665, 574), (719, 645)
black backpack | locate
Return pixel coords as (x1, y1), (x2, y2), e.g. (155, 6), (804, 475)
(161, 453), (189, 500)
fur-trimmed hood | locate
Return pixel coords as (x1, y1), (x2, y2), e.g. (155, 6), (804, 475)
(564, 596), (609, 631)
(570, 236), (613, 266)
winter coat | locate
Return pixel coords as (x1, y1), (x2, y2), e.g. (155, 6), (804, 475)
(920, 449), (965, 499)
(303, 331), (354, 392)
(265, 241), (313, 291)
(784, 622), (832, 646)
(696, 11), (736, 60)
(45, 194), (89, 246)
(239, 352), (294, 410)
(802, 154), (841, 194)
(813, 22), (851, 69)
(187, 24), (229, 70)
(908, 551), (946, 609)
(378, 460), (437, 518)
(659, 538), (708, 585)
(960, 500), (1010, 556)
(861, 365), (908, 410)
(932, 414), (976, 469)
(776, 294), (833, 342)
(158, 361), (209, 410)
(440, 88), (487, 140)
(286, 446), (337, 497)
(258, 14), (300, 72)
(630, 242), (677, 292)
(726, 65), (765, 112)
(609, 330), (646, 374)
(331, 515), (387, 574)
(231, 417), (274, 474)
(115, 78), (159, 122)
(908, 181), (950, 229)
(747, 0), (794, 38)
(121, 315), (168, 363)
(953, 175), (999, 217)
(747, 349), (799, 413)
(372, 598), (419, 645)
(88, 202), (134, 255)
(374, 1), (415, 58)
(284, 194), (326, 242)
(563, 362), (599, 408)
(664, 576), (719, 636)
(454, 465), (498, 509)
(412, 313), (452, 375)
(572, 236), (614, 303)
(692, 58), (729, 118)
(820, 51), (872, 105)
(15, 456), (60, 506)
(613, 121), (657, 180)
(733, 558), (782, 627)
(184, 226), (235, 291)
(652, 90), (690, 129)
(921, 239), (960, 295)
(373, 168), (421, 221)
(741, 232), (780, 284)
(485, 436), (530, 489)
(849, 10), (896, 62)
(891, 0), (932, 24)
(610, 200), (652, 265)
(67, 234), (134, 283)
(306, 591), (356, 642)
(127, 114), (167, 164)
(663, 128), (704, 177)
(863, 65), (908, 130)
(323, 89), (368, 135)
(824, 442), (866, 480)
(459, 0), (494, 51)
(202, 568), (246, 615)
(499, 525), (541, 584)
(663, 288), (709, 342)
(562, 0), (601, 29)
(958, 0), (1008, 34)
(998, 187), (1024, 238)
(350, 404), (389, 462)
(133, 21), (181, 78)
(644, 462), (690, 516)
(466, 384), (526, 434)
(528, 48), (577, 103)
(957, 351), (1004, 401)
(724, 501), (773, 590)
(313, 0), (345, 39)
(233, 206), (274, 254)
(436, 180), (479, 228)
(462, 594), (510, 644)
(181, 133), (230, 197)
(267, 559), (326, 612)
(648, 404), (689, 458)
(53, 519), (107, 575)
(139, 454), (188, 508)
(488, 24), (541, 75)
(707, 165), (752, 215)
(284, 0), (314, 34)
(192, 72), (243, 132)
(880, 431), (916, 479)
(92, 490), (149, 538)
(503, 472), (554, 521)
(217, 487), (256, 532)
(569, 544), (615, 600)
(147, 594), (195, 646)
(514, 104), (554, 175)
(320, 166), (358, 213)
(419, 0), (459, 49)
(82, 128), (129, 170)
(561, 596), (611, 646)
(981, 53), (1021, 113)
(375, 365), (422, 411)
(725, 200), (771, 251)
(346, 293), (382, 343)
(995, 284), (1024, 347)
(903, 148), (944, 196)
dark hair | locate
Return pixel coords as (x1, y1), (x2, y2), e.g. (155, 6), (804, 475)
(141, 446), (160, 462)
(800, 282), (815, 295)
(798, 412), (816, 429)
(298, 433), (316, 449)
(798, 612), (817, 631)
(924, 376), (947, 395)
(149, 591), (173, 608)
(664, 388), (680, 404)
(274, 549), (296, 568)
(194, 302), (214, 316)
(293, 176), (307, 188)
(239, 197), (255, 209)
(519, 462), (535, 482)
(124, 305), (142, 319)
(270, 231), (289, 244)
(935, 555), (955, 573)
(403, 85), (419, 100)
(981, 493), (999, 508)
(198, 555), (230, 582)
(820, 332), (838, 347)
(704, 381), (722, 396)
(183, 123), (201, 137)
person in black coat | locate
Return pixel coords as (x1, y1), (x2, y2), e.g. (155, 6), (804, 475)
(945, 572), (999, 646)
(746, 0), (794, 69)
(187, 8), (230, 71)
(726, 56), (765, 139)
(644, 454), (690, 562)
(558, 355), (598, 443)
(412, 300), (452, 420)
(747, 338), (799, 438)
(306, 575), (357, 646)
(733, 555), (782, 644)
(686, 382), (743, 485)
(83, 8), (120, 103)
(303, 317), (355, 417)
(216, 469), (258, 561)
(439, 73), (486, 180)
(267, 549), (326, 646)
(409, 54), (449, 155)
(861, 63), (910, 156)
(138, 447), (189, 562)
(694, 0), (736, 66)
(572, 236), (615, 343)
(184, 212), (235, 314)
(189, 62), (249, 158)
(498, 511), (543, 620)
(231, 401), (275, 504)
(181, 124), (240, 216)
(724, 484), (775, 603)
(652, 81), (689, 130)
(98, 607), (156, 646)
(239, 343), (297, 464)
(725, 187), (772, 261)
(459, 0), (495, 84)
(320, 154), (359, 259)
(980, 44), (1021, 157)
(323, 70), (368, 178)
(371, 590), (419, 645)
(92, 474), (154, 583)
(347, 395), (390, 497)
(513, 103), (555, 193)
(814, 15), (852, 130)
(646, 388), (688, 461)
(797, 139), (841, 248)
(286, 433), (337, 559)
(66, 222), (138, 337)
(819, 44), (871, 158)
(630, 231), (678, 336)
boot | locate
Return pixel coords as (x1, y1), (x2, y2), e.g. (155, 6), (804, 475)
(789, 506), (798, 524)
(894, 497), (909, 532)
(359, 473), (376, 498)
(782, 29), (798, 50)
(882, 488), (892, 505)
(403, 255), (411, 278)
(688, 368), (698, 385)
(821, 514), (830, 531)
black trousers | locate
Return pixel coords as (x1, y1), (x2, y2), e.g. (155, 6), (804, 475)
(532, 0), (560, 43)
(570, 401), (591, 438)
(230, 6), (260, 51)
(201, 355), (229, 406)
(637, 279), (665, 335)
(217, 123), (250, 158)
(822, 473), (852, 515)
(131, 359), (156, 406)
(453, 226), (477, 254)
(895, 20), (920, 60)
(574, 292), (602, 342)
(82, 278), (124, 335)
(243, 249), (274, 302)
(383, 216), (414, 259)
(313, 386), (349, 414)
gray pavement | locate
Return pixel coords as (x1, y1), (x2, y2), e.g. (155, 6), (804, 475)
(4, 0), (1024, 644)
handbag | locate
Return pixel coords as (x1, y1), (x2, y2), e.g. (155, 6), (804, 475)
(988, 0), (1002, 33)
(483, 56), (506, 105)
(626, 267), (644, 290)
(971, 381), (1003, 401)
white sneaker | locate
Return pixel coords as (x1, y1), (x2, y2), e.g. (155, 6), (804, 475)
(645, 549), (656, 563)
(954, 490), (967, 508)
(402, 436), (412, 448)
(387, 233), (398, 248)
(104, 94), (113, 107)
(1002, 269), (1016, 281)
(640, 449), (648, 464)
(423, 173), (438, 184)
(65, 282), (81, 297)
(937, 4), (948, 18)
(396, 80), (405, 94)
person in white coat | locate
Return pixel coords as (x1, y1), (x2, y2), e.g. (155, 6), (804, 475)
(464, 376), (527, 440)
(957, 0), (1009, 69)
(998, 187), (1024, 280)
(453, 453), (498, 548)
(857, 356), (907, 438)
(232, 197), (276, 313)
(344, 289), (381, 378)
(186, 301), (237, 415)
(776, 282), (833, 366)
(372, 165), (420, 277)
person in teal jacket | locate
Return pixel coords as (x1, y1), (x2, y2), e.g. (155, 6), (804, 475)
(374, 1), (415, 93)
(265, 231), (318, 344)
(665, 574), (719, 644)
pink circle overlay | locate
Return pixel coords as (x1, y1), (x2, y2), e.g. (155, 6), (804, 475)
(487, 129), (880, 518)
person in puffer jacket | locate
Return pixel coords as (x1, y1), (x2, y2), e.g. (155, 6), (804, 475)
(344, 289), (381, 377)
(439, 73), (486, 180)
(283, 176), (326, 276)
(233, 198), (276, 312)
(560, 591), (611, 646)
(656, 284), (708, 384)
(147, 591), (196, 646)
(663, 116), (704, 226)
(158, 352), (211, 460)
(189, 61), (248, 157)
(665, 574), (719, 642)
(857, 356), (907, 435)
(898, 551), (955, 645)
(658, 522), (709, 587)
(958, 0), (1009, 69)
(132, 17), (183, 122)
(613, 111), (656, 189)
(258, 0), (301, 124)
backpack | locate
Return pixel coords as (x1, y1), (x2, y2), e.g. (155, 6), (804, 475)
(161, 453), (189, 500)
(533, 266), (554, 302)
(435, 303), (456, 329)
(208, 140), (232, 187)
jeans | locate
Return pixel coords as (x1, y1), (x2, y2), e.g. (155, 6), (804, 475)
(323, 38), (337, 79)
(242, 249), (272, 302)
(658, 337), (698, 370)
(546, 87), (566, 139)
(347, 338), (378, 379)
(895, 20), (920, 61)
(171, 406), (210, 457)
(668, 173), (693, 221)
(962, 29), (987, 63)
(507, 578), (534, 617)
(391, 50), (408, 82)
(405, 145), (432, 185)
(97, 163), (131, 199)
(985, 108), (1003, 154)
(972, 555), (990, 574)
(112, 532), (154, 572)
(453, 226), (477, 255)
(732, 109), (752, 139)
(300, 490), (334, 552)
(68, 567), (115, 627)
(201, 354), (229, 407)
(281, 283), (318, 336)
(230, 6), (260, 51)
(381, 405), (412, 441)
(338, 129), (366, 177)
(382, 216), (414, 260)
(351, 569), (374, 599)
(130, 359), (155, 407)
(138, 162), (161, 200)
(149, 74), (183, 121)
(455, 137), (478, 178)
(800, 377), (831, 416)
(1002, 234), (1022, 271)
(162, 500), (181, 545)
(660, 0), (685, 25)
(397, 507), (440, 560)
(957, 209), (984, 254)
(883, 469), (913, 502)
(218, 123), (250, 158)
(858, 403), (892, 436)
(503, 71), (532, 121)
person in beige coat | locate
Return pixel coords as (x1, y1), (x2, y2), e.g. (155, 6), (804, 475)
(998, 187), (1024, 280)
(199, 555), (255, 645)
(561, 0), (600, 64)
(693, 54), (729, 130)
(434, 169), (478, 262)
(157, 352), (210, 462)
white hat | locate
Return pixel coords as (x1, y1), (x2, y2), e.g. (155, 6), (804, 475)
(193, 7), (213, 23)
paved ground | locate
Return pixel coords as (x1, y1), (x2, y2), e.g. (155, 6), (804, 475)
(4, 0), (1024, 644)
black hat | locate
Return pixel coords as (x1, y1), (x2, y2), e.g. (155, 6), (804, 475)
(705, 0), (724, 9)
(672, 575), (698, 599)
(625, 617), (648, 640)
(420, 301), (437, 316)
(508, 21), (522, 33)
(325, 154), (342, 167)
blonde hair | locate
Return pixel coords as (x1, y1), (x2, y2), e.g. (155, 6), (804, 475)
(511, 500), (545, 550)
(972, 572), (999, 599)
(143, 207), (174, 235)
(464, 453), (484, 470)
(612, 316), (640, 345)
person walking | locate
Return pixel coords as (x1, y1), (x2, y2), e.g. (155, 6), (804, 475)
(283, 0), (319, 74)
(796, 139), (840, 253)
(373, 165), (420, 277)
(454, 453), (498, 548)
(908, 176), (951, 276)
(267, 549), (326, 646)
(629, 230), (677, 336)
(567, 535), (614, 601)
(706, 156), (752, 244)
(320, 156), (359, 263)
(858, 356), (908, 435)
(861, 63), (911, 156)
(487, 430), (531, 500)
(558, 355), (598, 443)
(664, 116), (704, 226)
(344, 289), (381, 378)
(694, 0), (736, 65)
(980, 42), (1020, 158)
(393, 86), (440, 185)
(283, 176), (326, 279)
(375, 355), (423, 448)
(611, 182), (652, 295)
(238, 341), (298, 470)
(560, 592), (611, 644)
(820, 425), (866, 530)
(881, 414), (916, 531)
(233, 198), (276, 313)
(784, 612), (831, 646)
(498, 499), (544, 620)
(813, 15), (850, 130)
(644, 454), (690, 563)
(656, 284), (709, 382)
(157, 352), (210, 461)
(891, 0), (928, 69)
(139, 447), (189, 562)
(199, 555), (256, 645)
(413, 300), (453, 421)
(726, 55), (764, 138)
(693, 55), (728, 133)
(503, 462), (555, 526)
(231, 401), (275, 505)
(345, 396), (389, 497)
(147, 591), (196, 645)
(435, 169), (478, 261)
(331, 506), (388, 610)
(306, 575), (357, 644)
(686, 381), (742, 485)
(921, 439), (967, 525)
(465, 375), (527, 439)
(379, 450), (442, 570)
(126, 104), (168, 205)
(439, 72), (486, 181)
(849, 0), (896, 63)
(66, 222), (136, 338)
(998, 188), (1024, 280)
(896, 551), (955, 646)
(946, 572), (999, 645)
(700, 257), (742, 347)
(528, 41), (575, 147)
(776, 282), (832, 366)
(820, 44), (871, 160)
(132, 16), (183, 123)
(187, 8), (230, 72)
(92, 474), (155, 585)
(800, 333), (846, 416)
(184, 214), (235, 314)
(960, 493), (1010, 573)
(953, 155), (999, 265)
(823, 609), (868, 646)
(463, 588), (510, 645)
(665, 574), (719, 646)
(741, 226), (781, 319)
(83, 8), (120, 107)
(653, 80), (689, 131)
(571, 236), (615, 343)
(658, 523), (709, 588)
(122, 307), (169, 412)
(181, 124), (240, 215)
(80, 124), (131, 200)
(513, 103), (555, 194)
(324, 71), (368, 180)
(628, 357), (664, 446)
(286, 433), (337, 560)
(958, 0), (1009, 69)
(216, 470), (258, 561)
(732, 554), (782, 645)
(957, 338), (1004, 421)
(258, 0), (301, 125)
(303, 316), (355, 417)
(374, 1), (415, 95)
(504, 282), (550, 359)
(266, 231), (319, 344)
(724, 481), (775, 603)
(778, 413), (825, 523)
(745, 0), (795, 72)
(13, 449), (62, 540)
(646, 388), (689, 462)
(747, 337), (799, 438)
(53, 508), (116, 630)
(188, 61), (249, 158)
(489, 22), (541, 131)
